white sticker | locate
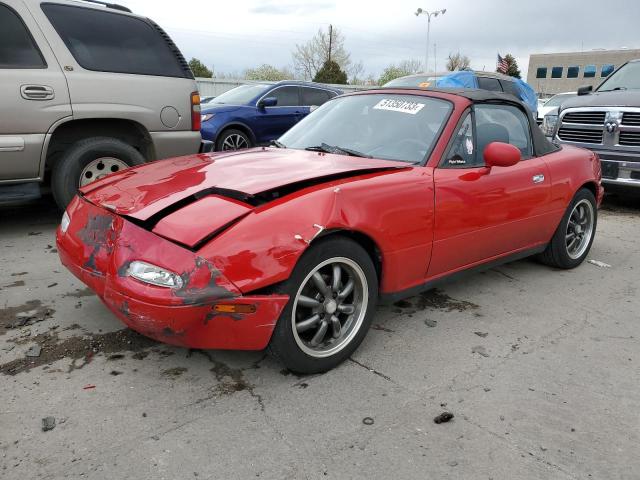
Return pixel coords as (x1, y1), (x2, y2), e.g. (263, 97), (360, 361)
(465, 137), (474, 155)
(373, 98), (426, 115)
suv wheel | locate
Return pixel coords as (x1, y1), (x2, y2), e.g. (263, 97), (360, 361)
(51, 137), (145, 209)
(216, 129), (252, 151)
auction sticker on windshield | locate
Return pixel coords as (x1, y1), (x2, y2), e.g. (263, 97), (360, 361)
(373, 99), (426, 115)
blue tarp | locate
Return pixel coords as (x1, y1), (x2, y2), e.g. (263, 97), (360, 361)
(434, 71), (538, 113)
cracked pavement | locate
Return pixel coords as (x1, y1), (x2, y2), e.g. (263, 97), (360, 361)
(1, 195), (639, 479)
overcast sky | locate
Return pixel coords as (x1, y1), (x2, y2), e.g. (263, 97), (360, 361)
(125, 0), (640, 79)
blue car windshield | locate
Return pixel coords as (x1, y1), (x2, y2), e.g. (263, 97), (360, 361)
(279, 94), (452, 163)
(211, 84), (271, 105)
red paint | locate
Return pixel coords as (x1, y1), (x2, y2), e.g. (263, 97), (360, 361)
(57, 89), (602, 351)
(484, 142), (521, 167)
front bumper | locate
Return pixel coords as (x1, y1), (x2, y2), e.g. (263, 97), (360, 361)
(56, 196), (289, 350)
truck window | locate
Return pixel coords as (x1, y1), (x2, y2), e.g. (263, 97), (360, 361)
(0, 4), (46, 68)
(41, 3), (190, 78)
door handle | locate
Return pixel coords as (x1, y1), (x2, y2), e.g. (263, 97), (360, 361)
(20, 85), (55, 101)
(532, 174), (545, 184)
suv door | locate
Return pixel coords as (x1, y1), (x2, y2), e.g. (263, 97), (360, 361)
(0, 1), (71, 181)
(429, 104), (553, 276)
(256, 86), (303, 142)
(301, 87), (333, 114)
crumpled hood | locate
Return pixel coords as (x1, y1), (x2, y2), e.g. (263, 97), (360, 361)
(560, 90), (640, 111)
(80, 148), (404, 229)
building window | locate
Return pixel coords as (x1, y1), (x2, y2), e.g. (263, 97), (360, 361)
(567, 66), (579, 78)
(584, 65), (596, 78)
(536, 67), (547, 79)
(601, 64), (615, 77)
(551, 66), (563, 78)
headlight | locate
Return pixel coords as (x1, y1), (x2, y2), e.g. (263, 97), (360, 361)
(127, 261), (184, 289)
(542, 114), (558, 137)
(60, 211), (70, 233)
(201, 113), (215, 122)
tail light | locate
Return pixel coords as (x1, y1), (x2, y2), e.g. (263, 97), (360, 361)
(191, 92), (201, 131)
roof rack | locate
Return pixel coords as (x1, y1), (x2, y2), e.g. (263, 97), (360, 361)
(75, 0), (132, 13)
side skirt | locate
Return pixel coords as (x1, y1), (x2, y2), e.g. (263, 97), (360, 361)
(378, 244), (547, 305)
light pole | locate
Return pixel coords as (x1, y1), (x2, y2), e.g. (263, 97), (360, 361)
(415, 7), (446, 73)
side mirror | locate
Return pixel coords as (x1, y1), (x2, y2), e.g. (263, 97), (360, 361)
(258, 97), (277, 108)
(483, 142), (521, 168)
(577, 85), (593, 96)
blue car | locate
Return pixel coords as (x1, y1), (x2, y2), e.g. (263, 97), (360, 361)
(200, 81), (343, 151)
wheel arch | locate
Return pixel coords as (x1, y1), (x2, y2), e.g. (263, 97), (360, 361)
(579, 180), (598, 199)
(216, 122), (256, 147)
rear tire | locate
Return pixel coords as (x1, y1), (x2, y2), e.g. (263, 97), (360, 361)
(538, 188), (597, 269)
(268, 236), (378, 374)
(215, 129), (252, 151)
(51, 137), (145, 210)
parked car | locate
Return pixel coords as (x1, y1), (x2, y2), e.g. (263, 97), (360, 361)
(544, 59), (640, 195)
(0, 0), (206, 209)
(383, 70), (539, 116)
(200, 81), (342, 151)
(537, 92), (576, 124)
(57, 88), (602, 373)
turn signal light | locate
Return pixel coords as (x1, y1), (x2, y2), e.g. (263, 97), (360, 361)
(213, 304), (257, 314)
(191, 92), (201, 131)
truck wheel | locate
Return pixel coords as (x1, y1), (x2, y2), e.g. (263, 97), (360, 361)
(215, 129), (252, 151)
(51, 137), (145, 210)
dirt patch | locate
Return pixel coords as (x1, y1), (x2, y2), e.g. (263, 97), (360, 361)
(10, 272), (28, 277)
(1, 280), (25, 289)
(0, 328), (157, 376)
(162, 367), (188, 377)
(62, 288), (95, 298)
(394, 289), (479, 313)
(0, 300), (55, 335)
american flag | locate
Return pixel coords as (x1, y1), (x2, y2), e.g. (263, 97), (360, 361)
(497, 54), (508, 74)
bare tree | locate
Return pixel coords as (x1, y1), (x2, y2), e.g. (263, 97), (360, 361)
(446, 52), (471, 71)
(292, 26), (351, 80)
(348, 61), (365, 85)
(244, 64), (293, 81)
(398, 59), (423, 75)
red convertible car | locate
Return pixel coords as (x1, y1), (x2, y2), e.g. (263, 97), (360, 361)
(57, 89), (603, 373)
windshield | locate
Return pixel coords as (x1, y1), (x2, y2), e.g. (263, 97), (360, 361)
(544, 93), (575, 107)
(211, 84), (271, 105)
(597, 62), (640, 92)
(279, 94), (452, 163)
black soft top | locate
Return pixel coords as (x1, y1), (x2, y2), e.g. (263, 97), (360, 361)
(383, 87), (559, 156)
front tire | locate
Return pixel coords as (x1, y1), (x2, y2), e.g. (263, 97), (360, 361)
(538, 188), (597, 269)
(51, 137), (145, 210)
(215, 129), (252, 151)
(268, 236), (378, 374)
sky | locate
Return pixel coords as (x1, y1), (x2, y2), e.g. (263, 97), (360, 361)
(124, 0), (640, 80)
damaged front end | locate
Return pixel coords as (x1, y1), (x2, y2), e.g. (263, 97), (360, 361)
(56, 196), (289, 350)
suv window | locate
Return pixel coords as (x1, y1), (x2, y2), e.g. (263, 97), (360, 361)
(0, 4), (46, 68)
(475, 104), (532, 159)
(477, 77), (503, 92)
(443, 113), (478, 168)
(270, 86), (300, 107)
(41, 4), (187, 78)
(501, 80), (520, 97)
(301, 87), (331, 106)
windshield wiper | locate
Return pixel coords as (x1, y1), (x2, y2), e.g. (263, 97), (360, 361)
(305, 142), (371, 158)
(270, 140), (286, 148)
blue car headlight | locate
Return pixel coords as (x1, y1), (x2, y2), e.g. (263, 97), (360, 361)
(201, 113), (215, 122)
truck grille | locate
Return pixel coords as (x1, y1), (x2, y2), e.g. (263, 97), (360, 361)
(622, 112), (640, 126)
(562, 111), (606, 125)
(558, 127), (603, 144)
(619, 131), (640, 146)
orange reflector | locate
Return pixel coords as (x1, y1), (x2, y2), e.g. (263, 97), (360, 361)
(213, 304), (257, 314)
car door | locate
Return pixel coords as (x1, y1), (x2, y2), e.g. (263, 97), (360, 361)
(429, 103), (552, 277)
(300, 87), (333, 116)
(0, 1), (71, 181)
(256, 86), (303, 142)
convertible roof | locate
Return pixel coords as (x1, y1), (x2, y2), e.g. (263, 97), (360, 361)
(377, 87), (558, 156)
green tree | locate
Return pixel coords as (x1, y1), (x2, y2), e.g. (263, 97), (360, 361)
(377, 59), (422, 85)
(499, 54), (521, 78)
(313, 60), (348, 84)
(244, 64), (292, 81)
(293, 27), (351, 80)
(188, 57), (212, 78)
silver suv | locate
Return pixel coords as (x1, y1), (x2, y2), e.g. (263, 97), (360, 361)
(0, 0), (206, 209)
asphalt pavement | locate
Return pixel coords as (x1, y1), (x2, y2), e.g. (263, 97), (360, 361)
(1, 195), (639, 480)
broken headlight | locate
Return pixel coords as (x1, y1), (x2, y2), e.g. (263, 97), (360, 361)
(127, 261), (184, 289)
(60, 211), (71, 233)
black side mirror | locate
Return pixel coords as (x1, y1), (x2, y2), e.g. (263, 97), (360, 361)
(258, 97), (278, 109)
(577, 85), (593, 96)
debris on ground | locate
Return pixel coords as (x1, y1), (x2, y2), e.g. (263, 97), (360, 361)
(588, 259), (612, 268)
(42, 416), (56, 432)
(434, 412), (454, 424)
(471, 345), (489, 357)
(83, 384), (96, 390)
(474, 331), (488, 337)
(25, 345), (41, 357)
(110, 370), (123, 376)
(424, 319), (438, 327)
(362, 417), (374, 425)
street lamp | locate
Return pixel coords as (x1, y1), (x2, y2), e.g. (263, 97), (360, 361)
(415, 7), (446, 73)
